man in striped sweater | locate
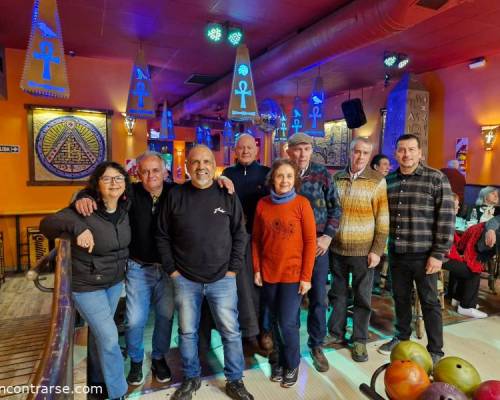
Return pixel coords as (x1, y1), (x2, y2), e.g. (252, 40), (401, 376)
(329, 136), (389, 362)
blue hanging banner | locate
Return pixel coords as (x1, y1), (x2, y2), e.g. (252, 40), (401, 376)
(204, 126), (213, 149)
(126, 48), (155, 119)
(223, 120), (235, 147)
(20, 0), (70, 98)
(160, 100), (175, 139)
(305, 77), (325, 137)
(227, 44), (259, 122)
(196, 126), (204, 144)
(288, 96), (304, 136)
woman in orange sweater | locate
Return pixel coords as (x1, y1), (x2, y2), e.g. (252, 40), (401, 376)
(253, 158), (316, 388)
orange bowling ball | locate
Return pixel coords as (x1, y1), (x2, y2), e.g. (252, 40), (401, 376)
(384, 360), (431, 400)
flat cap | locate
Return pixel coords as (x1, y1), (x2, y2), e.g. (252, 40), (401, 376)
(287, 132), (313, 146)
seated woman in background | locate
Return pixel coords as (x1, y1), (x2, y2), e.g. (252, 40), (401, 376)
(40, 161), (131, 400)
(444, 193), (488, 319)
(475, 186), (499, 222)
(252, 158), (316, 388)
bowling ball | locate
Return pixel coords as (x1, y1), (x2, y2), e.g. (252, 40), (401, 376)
(474, 380), (500, 400)
(384, 359), (431, 400)
(391, 340), (433, 375)
(418, 382), (467, 400)
(434, 357), (481, 397)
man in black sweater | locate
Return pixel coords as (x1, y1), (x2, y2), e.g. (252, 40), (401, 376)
(221, 134), (270, 352)
(157, 145), (253, 400)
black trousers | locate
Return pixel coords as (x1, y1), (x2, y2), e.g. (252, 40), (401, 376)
(390, 254), (444, 356)
(328, 253), (374, 343)
(443, 259), (481, 309)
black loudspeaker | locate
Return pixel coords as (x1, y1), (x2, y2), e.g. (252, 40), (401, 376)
(341, 98), (367, 129)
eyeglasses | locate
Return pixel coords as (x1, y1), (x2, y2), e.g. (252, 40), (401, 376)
(100, 175), (125, 184)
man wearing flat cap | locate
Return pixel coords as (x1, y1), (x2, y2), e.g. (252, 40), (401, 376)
(285, 132), (342, 373)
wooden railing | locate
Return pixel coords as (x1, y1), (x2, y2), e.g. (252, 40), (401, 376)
(26, 239), (75, 400)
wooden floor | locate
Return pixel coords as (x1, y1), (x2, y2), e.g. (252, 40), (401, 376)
(0, 274), (53, 398)
(2, 273), (500, 400)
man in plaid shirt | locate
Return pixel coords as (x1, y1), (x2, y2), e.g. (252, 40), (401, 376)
(378, 134), (454, 364)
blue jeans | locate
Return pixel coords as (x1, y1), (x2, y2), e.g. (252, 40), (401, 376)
(262, 282), (302, 369)
(125, 260), (174, 362)
(172, 274), (244, 381)
(72, 282), (128, 399)
(307, 252), (330, 348)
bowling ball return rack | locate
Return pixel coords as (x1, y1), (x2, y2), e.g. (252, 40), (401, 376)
(359, 362), (390, 400)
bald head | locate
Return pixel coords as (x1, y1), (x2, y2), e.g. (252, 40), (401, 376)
(186, 145), (216, 189)
(235, 134), (258, 166)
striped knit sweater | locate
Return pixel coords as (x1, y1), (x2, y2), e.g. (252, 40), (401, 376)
(332, 167), (389, 256)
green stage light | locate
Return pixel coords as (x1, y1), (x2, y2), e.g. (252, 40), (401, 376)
(227, 26), (244, 46)
(205, 22), (224, 43)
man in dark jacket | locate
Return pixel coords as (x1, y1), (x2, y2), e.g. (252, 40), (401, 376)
(222, 134), (270, 352)
(157, 145), (253, 400)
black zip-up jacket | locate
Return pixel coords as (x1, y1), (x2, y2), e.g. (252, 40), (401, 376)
(40, 205), (131, 292)
(156, 182), (247, 283)
(222, 161), (270, 233)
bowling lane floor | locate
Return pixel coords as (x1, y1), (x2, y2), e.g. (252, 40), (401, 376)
(99, 316), (499, 400)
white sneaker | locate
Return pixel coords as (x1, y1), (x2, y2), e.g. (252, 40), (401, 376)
(451, 298), (459, 307)
(457, 305), (488, 319)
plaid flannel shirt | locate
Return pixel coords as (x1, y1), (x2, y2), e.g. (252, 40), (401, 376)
(386, 163), (454, 261)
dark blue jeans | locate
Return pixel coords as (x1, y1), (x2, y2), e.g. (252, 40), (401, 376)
(328, 253), (374, 343)
(262, 282), (302, 369)
(307, 252), (330, 349)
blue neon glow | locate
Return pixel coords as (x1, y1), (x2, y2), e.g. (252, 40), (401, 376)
(132, 82), (149, 108)
(204, 126), (213, 149)
(33, 41), (60, 80)
(135, 67), (150, 80)
(128, 109), (154, 115)
(223, 120), (234, 146)
(238, 64), (249, 76)
(196, 126), (204, 144)
(28, 80), (66, 92)
(308, 78), (325, 132)
(235, 80), (251, 109)
(37, 21), (57, 38)
(167, 110), (175, 139)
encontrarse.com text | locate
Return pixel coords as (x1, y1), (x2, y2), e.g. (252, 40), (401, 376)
(0, 385), (103, 395)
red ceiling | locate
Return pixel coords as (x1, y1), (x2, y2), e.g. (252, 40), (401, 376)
(1, 0), (500, 115)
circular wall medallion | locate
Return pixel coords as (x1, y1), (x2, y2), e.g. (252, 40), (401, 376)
(36, 116), (105, 179)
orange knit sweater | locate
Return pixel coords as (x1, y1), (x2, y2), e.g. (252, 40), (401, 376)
(252, 195), (317, 283)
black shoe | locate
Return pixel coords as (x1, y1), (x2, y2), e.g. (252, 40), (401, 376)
(430, 352), (443, 366)
(270, 364), (283, 382)
(226, 380), (254, 400)
(126, 361), (144, 386)
(151, 357), (172, 383)
(310, 347), (329, 372)
(377, 337), (400, 355)
(281, 367), (299, 388)
(268, 349), (279, 365)
(172, 377), (202, 400)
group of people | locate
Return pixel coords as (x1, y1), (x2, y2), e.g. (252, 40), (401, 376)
(39, 131), (498, 400)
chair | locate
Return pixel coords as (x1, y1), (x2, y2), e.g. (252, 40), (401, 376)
(413, 270), (445, 339)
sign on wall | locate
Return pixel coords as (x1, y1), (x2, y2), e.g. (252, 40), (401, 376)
(0, 145), (20, 153)
(27, 105), (112, 185)
(20, 0), (70, 98)
(305, 77), (325, 137)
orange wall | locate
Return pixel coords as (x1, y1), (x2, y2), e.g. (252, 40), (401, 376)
(421, 57), (500, 185)
(0, 48), (147, 269)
